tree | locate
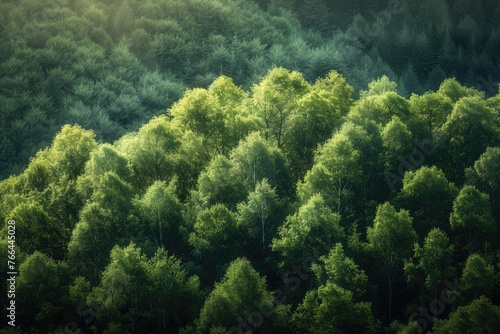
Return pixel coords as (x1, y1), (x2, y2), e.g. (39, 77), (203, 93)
(7, 201), (54, 256)
(409, 92), (453, 133)
(192, 155), (246, 211)
(88, 243), (149, 333)
(404, 228), (455, 301)
(89, 243), (200, 334)
(381, 116), (413, 167)
(460, 253), (496, 301)
(297, 131), (362, 216)
(450, 185), (496, 254)
(194, 258), (274, 333)
(367, 202), (417, 321)
(431, 297), (500, 334)
(119, 116), (181, 189)
(284, 70), (354, 179)
(312, 243), (368, 298)
(398, 166), (458, 237)
(230, 132), (291, 197)
(359, 75), (398, 99)
(438, 96), (500, 183)
(272, 194), (344, 267)
(250, 67), (310, 148)
(68, 172), (135, 283)
(436, 79), (483, 103)
(132, 179), (184, 250)
(49, 124), (98, 180)
(188, 204), (241, 265)
(348, 91), (411, 127)
(171, 77), (257, 157)
(237, 179), (282, 258)
(470, 147), (500, 221)
(16, 252), (69, 331)
(147, 248), (201, 333)
(292, 281), (380, 333)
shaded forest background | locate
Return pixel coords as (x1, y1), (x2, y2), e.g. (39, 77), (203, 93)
(1, 0), (500, 333)
(1, 0), (500, 177)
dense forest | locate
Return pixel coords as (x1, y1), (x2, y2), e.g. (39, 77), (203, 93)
(1, 0), (500, 333)
(2, 0), (500, 177)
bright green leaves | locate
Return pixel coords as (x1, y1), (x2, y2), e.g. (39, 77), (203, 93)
(432, 297), (500, 334)
(132, 179), (184, 250)
(7, 201), (57, 258)
(450, 185), (496, 253)
(381, 116), (414, 170)
(460, 253), (496, 300)
(89, 243), (200, 333)
(285, 70), (354, 178)
(119, 116), (181, 189)
(437, 78), (484, 103)
(231, 132), (291, 196)
(272, 195), (344, 265)
(16, 252), (69, 330)
(349, 91), (411, 127)
(298, 125), (365, 215)
(312, 243), (368, 297)
(250, 67), (310, 148)
(359, 75), (398, 99)
(189, 204), (241, 262)
(438, 96), (500, 182)
(473, 147), (500, 193)
(237, 179), (282, 257)
(368, 203), (417, 266)
(293, 281), (379, 334)
(194, 258), (273, 333)
(194, 155), (246, 210)
(368, 203), (417, 267)
(367, 202), (417, 320)
(50, 124), (98, 180)
(192, 132), (290, 211)
(171, 76), (257, 157)
(398, 166), (458, 236)
(68, 172), (135, 282)
(409, 92), (453, 132)
(404, 228), (455, 292)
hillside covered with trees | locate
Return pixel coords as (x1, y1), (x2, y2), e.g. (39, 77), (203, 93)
(1, 68), (500, 333)
(2, 0), (500, 177)
(1, 0), (500, 333)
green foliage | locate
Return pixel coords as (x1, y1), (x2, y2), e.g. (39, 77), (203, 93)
(132, 179), (184, 250)
(460, 253), (496, 300)
(250, 67), (310, 148)
(450, 185), (496, 253)
(89, 243), (200, 333)
(272, 194), (344, 266)
(431, 297), (500, 334)
(16, 252), (69, 331)
(398, 166), (458, 237)
(312, 243), (368, 297)
(367, 202), (417, 320)
(237, 179), (282, 257)
(194, 258), (274, 333)
(293, 282), (380, 333)
(1, 18), (500, 330)
(360, 75), (399, 99)
(189, 204), (241, 263)
(404, 228), (455, 292)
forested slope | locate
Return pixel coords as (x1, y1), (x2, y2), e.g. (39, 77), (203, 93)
(2, 0), (500, 178)
(1, 68), (499, 333)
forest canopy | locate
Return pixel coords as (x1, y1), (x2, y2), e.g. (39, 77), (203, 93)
(1, 0), (500, 177)
(1, 0), (500, 333)
(1, 66), (499, 333)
